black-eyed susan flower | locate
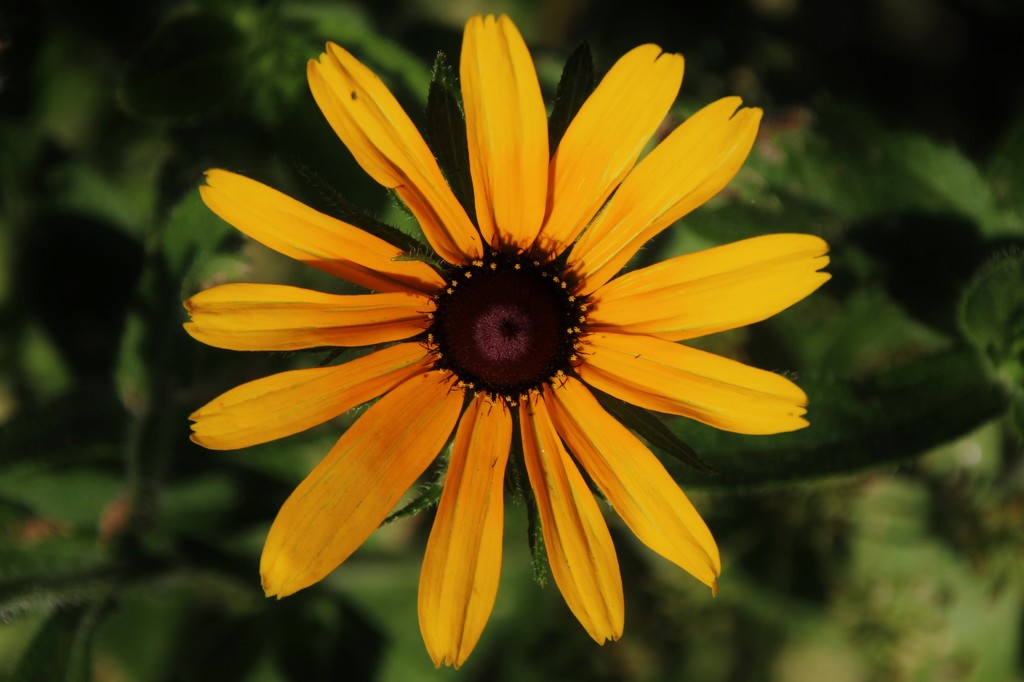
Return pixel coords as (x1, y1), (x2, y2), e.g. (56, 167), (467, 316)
(185, 14), (830, 668)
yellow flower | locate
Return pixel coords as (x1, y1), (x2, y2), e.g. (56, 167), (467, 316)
(185, 14), (829, 668)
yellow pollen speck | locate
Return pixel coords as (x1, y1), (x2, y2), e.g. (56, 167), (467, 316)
(579, 304), (588, 311)
(552, 276), (560, 283)
(572, 326), (581, 333)
(427, 312), (434, 319)
(568, 295), (576, 302)
(578, 316), (586, 323)
(465, 271), (473, 278)
(569, 354), (578, 361)
(446, 288), (454, 294)
(472, 259), (483, 267)
(490, 262), (497, 270)
(450, 280), (458, 286)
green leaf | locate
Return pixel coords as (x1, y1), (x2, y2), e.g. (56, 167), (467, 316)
(958, 250), (1024, 373)
(0, 467), (123, 528)
(593, 390), (714, 473)
(548, 42), (595, 154)
(424, 52), (476, 224)
(119, 13), (248, 123)
(280, 3), (431, 105)
(987, 113), (1024, 219)
(290, 160), (433, 262)
(0, 535), (111, 589)
(756, 100), (1018, 238)
(667, 348), (1010, 488)
(162, 189), (236, 281)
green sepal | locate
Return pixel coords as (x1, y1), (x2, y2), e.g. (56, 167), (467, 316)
(424, 52), (476, 224)
(506, 423), (549, 587)
(291, 160), (434, 261)
(593, 389), (715, 474)
(524, 482), (549, 589)
(548, 41), (595, 154)
(380, 480), (444, 527)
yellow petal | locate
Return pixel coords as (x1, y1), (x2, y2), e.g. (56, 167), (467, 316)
(419, 394), (512, 669)
(520, 395), (623, 643)
(570, 98), (762, 293)
(461, 15), (548, 250)
(184, 284), (429, 350)
(261, 371), (461, 597)
(546, 377), (720, 589)
(200, 169), (444, 295)
(588, 234), (831, 340)
(308, 44), (482, 264)
(578, 332), (809, 434)
(190, 343), (430, 450)
(539, 45), (683, 256)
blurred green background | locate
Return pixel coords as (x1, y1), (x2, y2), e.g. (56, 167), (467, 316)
(2, 0), (1024, 680)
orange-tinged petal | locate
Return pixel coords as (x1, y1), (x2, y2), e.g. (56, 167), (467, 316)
(461, 15), (548, 250)
(184, 284), (429, 350)
(261, 371), (461, 597)
(200, 169), (444, 295)
(571, 98), (762, 293)
(419, 395), (512, 669)
(588, 234), (831, 340)
(546, 378), (720, 589)
(540, 44), (683, 256)
(308, 44), (482, 264)
(190, 343), (430, 450)
(520, 395), (624, 643)
(578, 332), (809, 435)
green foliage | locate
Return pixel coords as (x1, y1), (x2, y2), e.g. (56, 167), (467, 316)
(959, 251), (1024, 434)
(119, 12), (249, 123)
(959, 251), (1024, 373)
(3, 0), (1024, 680)
(665, 348), (1010, 488)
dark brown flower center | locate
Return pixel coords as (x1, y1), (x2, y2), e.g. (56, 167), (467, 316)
(427, 253), (586, 402)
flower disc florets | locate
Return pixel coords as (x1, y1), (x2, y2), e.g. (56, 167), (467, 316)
(427, 251), (588, 404)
